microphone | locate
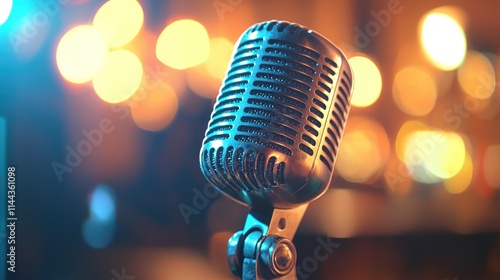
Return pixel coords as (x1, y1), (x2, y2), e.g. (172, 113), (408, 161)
(200, 20), (353, 279)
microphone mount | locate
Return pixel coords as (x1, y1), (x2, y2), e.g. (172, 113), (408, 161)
(228, 204), (308, 280)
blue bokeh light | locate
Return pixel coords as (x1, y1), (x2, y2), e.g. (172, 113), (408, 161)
(82, 184), (116, 249)
(90, 184), (116, 222)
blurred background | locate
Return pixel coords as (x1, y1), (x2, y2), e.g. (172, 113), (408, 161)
(1, 0), (500, 279)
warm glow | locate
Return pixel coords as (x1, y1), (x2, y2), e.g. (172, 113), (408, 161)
(404, 130), (466, 183)
(458, 51), (496, 100)
(205, 38), (234, 80)
(395, 121), (428, 161)
(133, 249), (234, 280)
(444, 152), (473, 194)
(187, 66), (221, 99)
(156, 19), (210, 70)
(56, 25), (109, 84)
(336, 117), (390, 183)
(0, 0), (12, 26)
(348, 56), (382, 107)
(484, 145), (500, 188)
(93, 50), (143, 103)
(404, 131), (442, 184)
(319, 189), (358, 238)
(426, 132), (466, 179)
(393, 66), (437, 116)
(93, 0), (144, 48)
(420, 12), (466, 70)
(130, 82), (178, 131)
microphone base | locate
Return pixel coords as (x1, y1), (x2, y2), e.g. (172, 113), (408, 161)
(227, 205), (308, 280)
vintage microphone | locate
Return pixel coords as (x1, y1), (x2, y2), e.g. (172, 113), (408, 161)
(200, 20), (353, 279)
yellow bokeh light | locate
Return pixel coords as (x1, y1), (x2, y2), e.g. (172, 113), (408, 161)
(156, 19), (210, 70)
(130, 82), (178, 131)
(420, 12), (466, 70)
(56, 25), (109, 84)
(93, 0), (144, 48)
(348, 56), (382, 107)
(395, 121), (428, 161)
(392, 66), (437, 116)
(458, 51), (496, 100)
(205, 38), (234, 80)
(484, 145), (500, 188)
(336, 117), (390, 183)
(404, 130), (466, 183)
(0, 0), (12, 26)
(444, 152), (473, 194)
(404, 131), (442, 184)
(426, 132), (466, 179)
(93, 50), (143, 104)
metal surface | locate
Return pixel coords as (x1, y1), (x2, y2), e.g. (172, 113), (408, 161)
(199, 20), (353, 279)
(200, 20), (353, 209)
(228, 205), (307, 280)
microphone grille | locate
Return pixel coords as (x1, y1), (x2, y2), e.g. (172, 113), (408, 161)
(200, 20), (353, 207)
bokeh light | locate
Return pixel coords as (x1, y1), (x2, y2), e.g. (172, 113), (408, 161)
(56, 25), (109, 84)
(93, 0), (144, 48)
(403, 131), (443, 184)
(312, 189), (359, 238)
(130, 82), (178, 131)
(82, 218), (114, 249)
(458, 51), (496, 100)
(395, 121), (428, 162)
(404, 130), (466, 183)
(392, 66), (437, 116)
(205, 38), (234, 80)
(426, 132), (466, 179)
(82, 184), (115, 249)
(133, 249), (234, 280)
(187, 65), (221, 99)
(90, 184), (116, 222)
(92, 49), (143, 103)
(156, 19), (210, 70)
(336, 117), (390, 183)
(209, 232), (234, 274)
(0, 0), (13, 26)
(420, 12), (466, 70)
(444, 152), (473, 194)
(484, 145), (500, 188)
(349, 56), (382, 107)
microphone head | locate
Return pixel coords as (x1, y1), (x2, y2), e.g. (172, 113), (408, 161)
(200, 20), (353, 209)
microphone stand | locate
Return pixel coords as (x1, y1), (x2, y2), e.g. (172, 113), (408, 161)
(227, 204), (308, 280)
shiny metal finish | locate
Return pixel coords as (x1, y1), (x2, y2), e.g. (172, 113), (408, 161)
(200, 20), (353, 280)
(200, 20), (353, 209)
(229, 205), (307, 280)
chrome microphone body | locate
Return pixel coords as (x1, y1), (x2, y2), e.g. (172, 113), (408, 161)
(200, 20), (353, 280)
